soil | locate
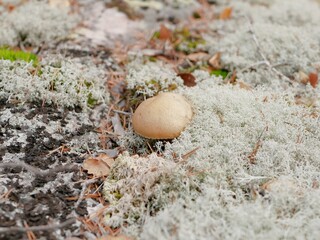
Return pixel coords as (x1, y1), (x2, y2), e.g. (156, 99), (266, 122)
(0, 101), (99, 239)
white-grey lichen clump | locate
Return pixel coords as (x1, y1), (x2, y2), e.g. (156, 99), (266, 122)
(103, 153), (202, 236)
(0, 58), (109, 109)
(104, 72), (320, 238)
(207, 0), (320, 89)
(0, 1), (78, 47)
(126, 61), (184, 97)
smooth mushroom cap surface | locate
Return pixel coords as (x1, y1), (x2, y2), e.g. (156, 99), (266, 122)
(132, 92), (193, 139)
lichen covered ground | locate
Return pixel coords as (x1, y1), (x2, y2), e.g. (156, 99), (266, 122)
(0, 0), (320, 239)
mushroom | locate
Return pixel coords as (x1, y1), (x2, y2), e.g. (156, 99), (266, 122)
(132, 92), (193, 139)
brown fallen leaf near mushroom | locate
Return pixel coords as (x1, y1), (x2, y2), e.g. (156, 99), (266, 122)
(83, 153), (115, 177)
(132, 92), (193, 139)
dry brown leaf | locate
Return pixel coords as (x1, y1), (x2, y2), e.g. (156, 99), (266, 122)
(309, 72), (318, 88)
(83, 153), (114, 177)
(208, 52), (221, 69)
(178, 73), (197, 87)
(187, 52), (209, 62)
(219, 7), (232, 20)
(158, 24), (172, 41)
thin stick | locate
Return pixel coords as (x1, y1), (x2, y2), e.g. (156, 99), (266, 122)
(248, 126), (268, 164)
(75, 178), (99, 208)
(0, 218), (76, 233)
(24, 221), (36, 240)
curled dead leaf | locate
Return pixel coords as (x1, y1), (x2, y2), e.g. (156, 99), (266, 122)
(208, 52), (221, 69)
(178, 73), (197, 87)
(83, 153), (114, 177)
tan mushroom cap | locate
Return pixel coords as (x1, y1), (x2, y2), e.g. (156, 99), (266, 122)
(132, 92), (193, 139)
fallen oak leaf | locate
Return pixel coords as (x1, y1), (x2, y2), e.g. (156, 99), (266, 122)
(83, 153), (114, 177)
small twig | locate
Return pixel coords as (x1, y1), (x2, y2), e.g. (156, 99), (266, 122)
(75, 178), (99, 208)
(178, 147), (200, 163)
(238, 61), (292, 74)
(271, 62), (292, 68)
(0, 218), (76, 233)
(0, 161), (78, 177)
(235, 175), (269, 184)
(24, 221), (36, 240)
(146, 141), (155, 153)
(0, 188), (13, 200)
(238, 60), (267, 73)
(46, 145), (66, 156)
(248, 126), (268, 164)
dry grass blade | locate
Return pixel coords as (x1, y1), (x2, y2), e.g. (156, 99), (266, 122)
(180, 147), (200, 162)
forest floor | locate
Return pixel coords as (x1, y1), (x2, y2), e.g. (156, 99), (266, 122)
(0, 0), (320, 240)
